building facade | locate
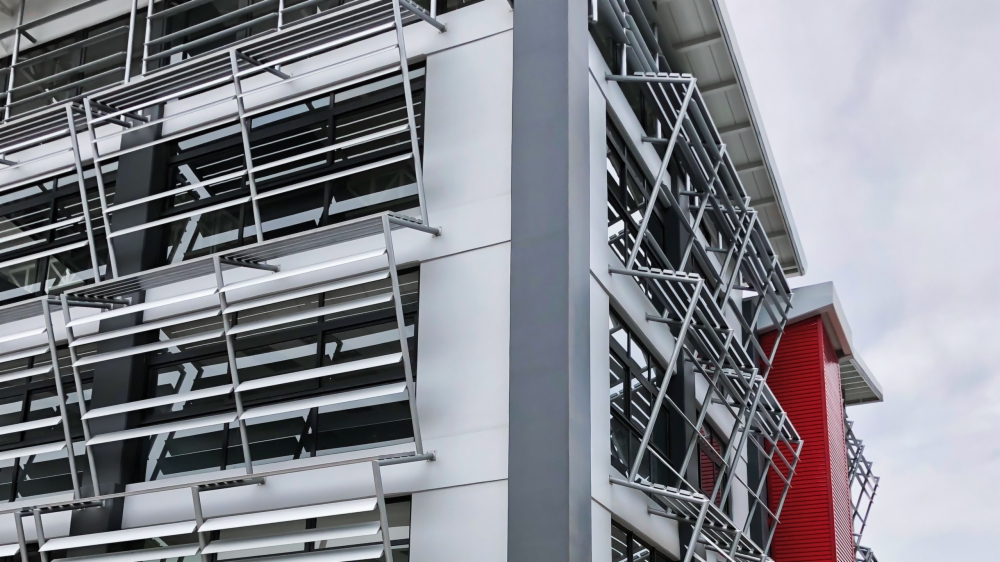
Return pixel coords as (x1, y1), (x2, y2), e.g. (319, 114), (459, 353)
(0, 0), (881, 561)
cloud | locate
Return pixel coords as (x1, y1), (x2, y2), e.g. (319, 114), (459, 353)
(726, 0), (1000, 559)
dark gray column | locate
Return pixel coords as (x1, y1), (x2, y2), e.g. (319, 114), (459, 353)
(69, 110), (168, 548)
(508, 0), (591, 559)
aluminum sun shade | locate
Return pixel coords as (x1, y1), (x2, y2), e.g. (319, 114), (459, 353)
(86, 412), (239, 447)
(54, 212), (434, 493)
(600, 4), (803, 558)
(198, 497), (377, 532)
(52, 545), (201, 562)
(0, 5), (443, 556)
(83, 385), (235, 421)
(249, 545), (385, 562)
(79, 0), (433, 278)
(0, 0), (436, 284)
(9, 453), (427, 562)
(240, 382), (408, 421)
(0, 441), (65, 463)
(235, 353), (403, 392)
(0, 298), (87, 499)
(39, 521), (198, 552)
(200, 521), (381, 554)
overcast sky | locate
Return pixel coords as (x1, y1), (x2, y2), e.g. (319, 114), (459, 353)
(724, 0), (1000, 559)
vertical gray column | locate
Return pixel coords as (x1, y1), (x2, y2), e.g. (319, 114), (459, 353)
(68, 110), (168, 549)
(508, 0), (591, 559)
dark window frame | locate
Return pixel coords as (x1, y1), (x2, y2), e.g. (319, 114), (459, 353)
(612, 520), (674, 562)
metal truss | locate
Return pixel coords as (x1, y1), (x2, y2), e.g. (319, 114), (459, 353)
(601, 1), (802, 560)
(52, 212), (436, 493)
(0, 0), (444, 280)
(856, 545), (878, 562)
(0, 450), (431, 562)
(845, 413), (879, 559)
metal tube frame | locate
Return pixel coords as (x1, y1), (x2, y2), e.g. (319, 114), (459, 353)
(382, 214), (423, 454)
(56, 294), (103, 496)
(228, 49), (266, 244)
(39, 299), (82, 500)
(212, 254), (256, 474)
(389, 0), (430, 226)
(80, 98), (120, 278)
(49, 212), (434, 492)
(845, 412), (879, 556)
(65, 105), (104, 285)
(604, 4), (801, 558)
(2, 0), (25, 122)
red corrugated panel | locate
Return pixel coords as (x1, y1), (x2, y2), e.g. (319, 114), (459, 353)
(822, 326), (854, 562)
(761, 317), (851, 562)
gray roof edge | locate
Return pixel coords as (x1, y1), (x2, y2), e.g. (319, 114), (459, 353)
(842, 354), (885, 405)
(755, 281), (884, 403)
(712, 0), (808, 277)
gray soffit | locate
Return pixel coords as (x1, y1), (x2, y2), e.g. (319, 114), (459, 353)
(656, 0), (807, 277)
(757, 281), (884, 406)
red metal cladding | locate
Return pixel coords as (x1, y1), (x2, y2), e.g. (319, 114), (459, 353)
(762, 317), (853, 562)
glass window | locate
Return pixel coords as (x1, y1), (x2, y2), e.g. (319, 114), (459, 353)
(0, 164), (115, 307)
(143, 422), (228, 482)
(608, 312), (674, 487)
(15, 443), (87, 500)
(699, 421), (728, 511)
(612, 522), (670, 562)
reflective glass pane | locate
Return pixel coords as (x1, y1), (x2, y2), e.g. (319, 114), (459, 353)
(16, 442), (86, 500)
(610, 354), (626, 417)
(164, 204), (245, 264)
(144, 423), (226, 481)
(236, 336), (319, 402)
(315, 401), (412, 457)
(631, 537), (653, 562)
(145, 355), (231, 420)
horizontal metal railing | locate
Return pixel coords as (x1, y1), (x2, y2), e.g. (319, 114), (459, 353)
(0, 0), (139, 123)
(0, 450), (433, 562)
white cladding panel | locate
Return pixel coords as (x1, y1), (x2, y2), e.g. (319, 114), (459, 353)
(416, 242), (510, 441)
(422, 30), (513, 214)
(408, 480), (507, 562)
(592, 502), (613, 562)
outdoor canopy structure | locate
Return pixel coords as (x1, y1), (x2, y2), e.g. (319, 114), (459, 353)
(600, 1), (803, 560)
(0, 0), (439, 280)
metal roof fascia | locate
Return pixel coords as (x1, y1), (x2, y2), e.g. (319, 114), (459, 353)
(712, 0), (808, 276)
